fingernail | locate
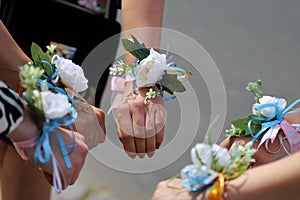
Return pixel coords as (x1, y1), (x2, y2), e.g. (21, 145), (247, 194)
(127, 152), (136, 159)
(123, 144), (127, 151)
(156, 142), (161, 149)
(147, 152), (155, 158)
(139, 154), (145, 159)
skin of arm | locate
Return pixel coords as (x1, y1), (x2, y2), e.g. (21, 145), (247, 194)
(152, 152), (300, 200)
(0, 20), (31, 90)
(152, 109), (300, 199)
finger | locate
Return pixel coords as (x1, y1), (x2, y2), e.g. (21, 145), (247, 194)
(219, 136), (233, 149)
(69, 139), (88, 186)
(145, 110), (156, 157)
(154, 105), (165, 149)
(52, 128), (88, 188)
(132, 109), (146, 158)
(43, 171), (53, 186)
(94, 107), (106, 137)
(117, 104), (136, 158)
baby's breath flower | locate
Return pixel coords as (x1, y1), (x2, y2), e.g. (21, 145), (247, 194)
(110, 60), (126, 75)
(46, 44), (57, 55)
(144, 88), (159, 104)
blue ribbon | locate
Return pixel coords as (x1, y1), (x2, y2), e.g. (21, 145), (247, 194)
(181, 166), (215, 192)
(34, 107), (77, 193)
(166, 66), (187, 80)
(159, 90), (176, 102)
(248, 98), (300, 143)
(37, 60), (73, 102)
(130, 60), (138, 77)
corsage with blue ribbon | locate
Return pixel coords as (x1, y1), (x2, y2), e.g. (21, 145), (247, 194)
(13, 43), (89, 194)
(108, 35), (190, 114)
(226, 80), (300, 154)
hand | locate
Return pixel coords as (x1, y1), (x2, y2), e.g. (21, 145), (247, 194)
(152, 178), (206, 200)
(73, 102), (106, 149)
(219, 132), (289, 167)
(117, 83), (165, 159)
(25, 127), (89, 190)
(9, 107), (89, 190)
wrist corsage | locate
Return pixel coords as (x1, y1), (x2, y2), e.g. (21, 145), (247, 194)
(13, 43), (89, 193)
(169, 118), (256, 199)
(108, 35), (190, 113)
(226, 80), (300, 154)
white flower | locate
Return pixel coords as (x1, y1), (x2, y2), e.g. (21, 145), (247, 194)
(211, 144), (231, 168)
(109, 60), (125, 76)
(52, 56), (88, 92)
(252, 95), (287, 118)
(41, 91), (71, 119)
(135, 48), (168, 87)
(146, 88), (158, 99)
(191, 143), (212, 168)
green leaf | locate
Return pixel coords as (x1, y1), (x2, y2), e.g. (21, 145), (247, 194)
(159, 73), (186, 94)
(121, 35), (150, 61)
(31, 42), (52, 77)
(231, 114), (262, 136)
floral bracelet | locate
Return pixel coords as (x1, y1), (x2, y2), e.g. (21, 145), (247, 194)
(167, 118), (256, 199)
(15, 43), (89, 194)
(108, 35), (190, 113)
(226, 79), (300, 154)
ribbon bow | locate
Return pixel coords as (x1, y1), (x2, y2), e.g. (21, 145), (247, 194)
(34, 107), (77, 194)
(248, 98), (300, 153)
(181, 165), (218, 192)
(108, 76), (126, 115)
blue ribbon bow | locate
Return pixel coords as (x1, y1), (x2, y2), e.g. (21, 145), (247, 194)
(248, 98), (300, 143)
(37, 60), (73, 102)
(34, 107), (77, 193)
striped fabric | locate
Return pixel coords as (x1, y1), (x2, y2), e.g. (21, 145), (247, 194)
(0, 81), (24, 135)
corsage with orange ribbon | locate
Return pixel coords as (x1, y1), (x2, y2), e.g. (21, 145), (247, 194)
(108, 35), (190, 113)
(167, 117), (256, 200)
(178, 139), (256, 199)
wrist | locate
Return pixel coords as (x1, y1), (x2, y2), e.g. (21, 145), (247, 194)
(8, 107), (39, 142)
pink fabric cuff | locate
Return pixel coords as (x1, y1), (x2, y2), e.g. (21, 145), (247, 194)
(12, 136), (39, 160)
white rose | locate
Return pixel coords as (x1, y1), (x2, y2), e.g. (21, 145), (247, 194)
(41, 91), (71, 119)
(211, 144), (231, 168)
(252, 95), (286, 118)
(191, 143), (212, 168)
(52, 56), (88, 92)
(135, 48), (168, 87)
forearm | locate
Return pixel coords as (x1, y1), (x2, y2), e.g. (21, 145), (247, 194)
(121, 0), (164, 62)
(0, 20), (31, 90)
(121, 0), (165, 92)
(227, 152), (300, 200)
(0, 81), (37, 141)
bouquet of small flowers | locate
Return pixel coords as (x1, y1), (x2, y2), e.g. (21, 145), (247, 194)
(226, 80), (300, 154)
(108, 35), (190, 113)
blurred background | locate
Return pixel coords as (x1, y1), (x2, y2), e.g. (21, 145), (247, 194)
(52, 0), (300, 199)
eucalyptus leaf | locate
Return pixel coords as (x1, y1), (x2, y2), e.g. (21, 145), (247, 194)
(159, 73), (186, 94)
(31, 42), (52, 77)
(121, 35), (150, 61)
